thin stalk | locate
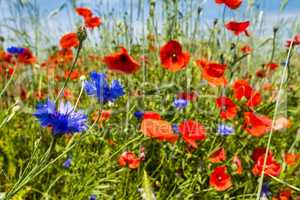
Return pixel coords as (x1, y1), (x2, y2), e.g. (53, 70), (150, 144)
(255, 39), (294, 200)
(74, 80), (84, 110)
(55, 41), (83, 103)
(269, 28), (277, 63)
(0, 64), (16, 99)
(269, 175), (300, 192)
(5, 137), (56, 200)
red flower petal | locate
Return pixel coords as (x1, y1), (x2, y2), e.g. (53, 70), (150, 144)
(179, 120), (206, 148)
(209, 148), (226, 163)
(160, 40), (190, 72)
(59, 32), (80, 49)
(103, 47), (140, 74)
(225, 21), (250, 36)
(76, 7), (93, 18)
(210, 166), (232, 191)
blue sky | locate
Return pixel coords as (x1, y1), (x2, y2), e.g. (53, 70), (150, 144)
(37, 0), (300, 17)
(0, 0), (299, 47)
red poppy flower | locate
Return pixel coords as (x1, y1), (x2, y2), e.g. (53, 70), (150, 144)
(92, 110), (111, 121)
(141, 119), (178, 143)
(0, 50), (13, 63)
(232, 155), (243, 175)
(159, 40), (190, 72)
(0, 65), (13, 77)
(76, 7), (93, 18)
(100, 110), (111, 121)
(20, 87), (27, 101)
(265, 62), (279, 70)
(225, 21), (250, 36)
(63, 89), (72, 99)
(64, 70), (82, 80)
(143, 112), (161, 120)
(17, 48), (36, 64)
(91, 110), (111, 127)
(64, 70), (81, 80)
(118, 151), (141, 169)
(233, 79), (252, 100)
(209, 148), (226, 163)
(246, 91), (261, 107)
(284, 153), (300, 166)
(215, 96), (238, 120)
(57, 48), (74, 63)
(59, 32), (80, 49)
(197, 59), (227, 86)
(252, 147), (271, 162)
(177, 91), (198, 101)
(35, 91), (45, 100)
(215, 0), (242, 9)
(85, 16), (102, 29)
(232, 80), (261, 107)
(256, 69), (266, 78)
(243, 112), (271, 137)
(252, 153), (281, 177)
(103, 47), (140, 74)
(178, 120), (206, 148)
(209, 166), (232, 191)
(285, 34), (300, 47)
(278, 189), (292, 200)
(240, 44), (252, 54)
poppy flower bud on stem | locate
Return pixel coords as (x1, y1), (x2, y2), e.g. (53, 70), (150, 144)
(77, 26), (87, 43)
(213, 19), (218, 27)
(197, 7), (202, 15)
(273, 26), (279, 34)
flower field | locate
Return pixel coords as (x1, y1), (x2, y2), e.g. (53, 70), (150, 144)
(0, 0), (300, 199)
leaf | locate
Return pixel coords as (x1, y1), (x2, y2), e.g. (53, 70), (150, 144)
(48, 3), (67, 18)
(142, 170), (156, 200)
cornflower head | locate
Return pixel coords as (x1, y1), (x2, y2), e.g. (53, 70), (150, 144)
(7, 46), (24, 55)
(217, 124), (234, 136)
(34, 99), (87, 136)
(84, 71), (124, 103)
(173, 98), (188, 109)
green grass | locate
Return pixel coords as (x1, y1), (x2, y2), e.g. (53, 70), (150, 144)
(0, 0), (300, 199)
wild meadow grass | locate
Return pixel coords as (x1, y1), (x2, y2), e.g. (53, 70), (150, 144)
(0, 0), (300, 199)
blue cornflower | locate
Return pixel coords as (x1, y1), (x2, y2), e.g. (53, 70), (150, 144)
(134, 111), (144, 120)
(63, 157), (72, 168)
(7, 46), (24, 55)
(89, 194), (96, 200)
(84, 71), (124, 103)
(173, 98), (188, 109)
(34, 99), (87, 136)
(260, 183), (271, 198)
(172, 124), (179, 134)
(217, 124), (234, 136)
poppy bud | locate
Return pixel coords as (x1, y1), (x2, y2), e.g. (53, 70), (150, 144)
(213, 19), (218, 26)
(77, 26), (87, 42)
(230, 43), (236, 50)
(197, 7), (202, 15)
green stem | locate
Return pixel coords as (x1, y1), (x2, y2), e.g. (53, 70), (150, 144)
(5, 137), (56, 199)
(0, 65), (16, 99)
(55, 41), (83, 103)
(255, 37), (294, 200)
